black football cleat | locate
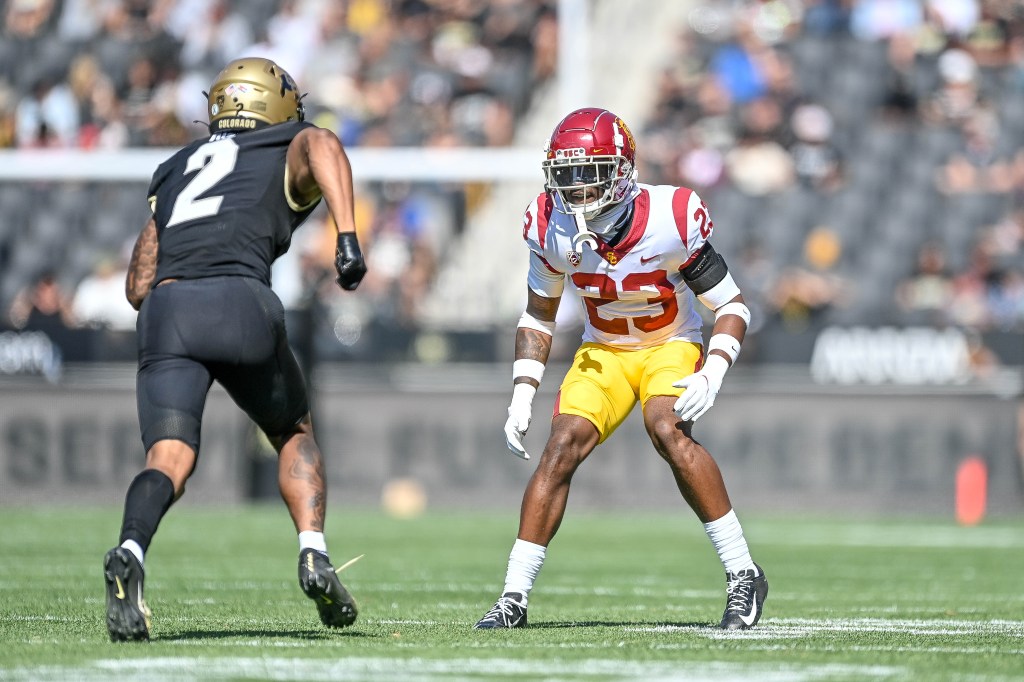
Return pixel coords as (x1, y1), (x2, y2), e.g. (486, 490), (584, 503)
(719, 563), (768, 630)
(473, 592), (528, 629)
(298, 548), (358, 628)
(103, 547), (152, 642)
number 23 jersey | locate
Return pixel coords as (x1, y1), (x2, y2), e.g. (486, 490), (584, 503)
(524, 183), (715, 349)
(147, 121), (321, 286)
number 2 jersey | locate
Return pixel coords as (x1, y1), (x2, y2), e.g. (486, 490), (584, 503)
(524, 183), (716, 349)
(147, 121), (321, 286)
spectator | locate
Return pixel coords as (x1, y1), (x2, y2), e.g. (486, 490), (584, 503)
(770, 227), (849, 331)
(71, 253), (137, 331)
(7, 269), (76, 333)
(724, 98), (796, 196)
(15, 73), (79, 147)
(923, 47), (984, 127)
(935, 109), (1015, 194)
(895, 241), (955, 326)
(789, 102), (843, 192)
(948, 239), (998, 329)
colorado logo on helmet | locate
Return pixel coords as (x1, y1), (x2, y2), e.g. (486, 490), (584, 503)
(218, 118), (256, 130)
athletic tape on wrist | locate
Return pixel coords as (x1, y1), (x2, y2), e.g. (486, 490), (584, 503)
(714, 301), (751, 326)
(513, 359), (545, 383)
(518, 312), (556, 337)
(708, 333), (741, 365)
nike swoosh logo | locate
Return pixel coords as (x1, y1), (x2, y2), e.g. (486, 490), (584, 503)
(738, 601), (759, 626)
(640, 255), (658, 264)
(114, 577), (126, 600)
(321, 596), (333, 605)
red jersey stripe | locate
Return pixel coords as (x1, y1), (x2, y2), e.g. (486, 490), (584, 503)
(537, 192), (552, 246)
(672, 186), (693, 250)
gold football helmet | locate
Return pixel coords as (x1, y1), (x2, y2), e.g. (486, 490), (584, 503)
(206, 58), (304, 131)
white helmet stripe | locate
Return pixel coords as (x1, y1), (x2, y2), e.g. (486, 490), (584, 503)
(612, 120), (624, 154)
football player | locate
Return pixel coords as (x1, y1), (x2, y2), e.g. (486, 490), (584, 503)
(103, 58), (366, 641)
(474, 108), (767, 630)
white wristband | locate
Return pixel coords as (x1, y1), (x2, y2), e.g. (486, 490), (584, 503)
(708, 333), (741, 365)
(714, 301), (751, 327)
(518, 312), (556, 337)
(513, 359), (545, 383)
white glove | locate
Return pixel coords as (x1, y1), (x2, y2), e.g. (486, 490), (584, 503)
(673, 354), (730, 422)
(504, 384), (537, 460)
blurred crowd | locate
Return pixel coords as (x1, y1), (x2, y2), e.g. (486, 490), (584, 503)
(1, 0), (1022, 366)
(0, 0), (556, 149)
(639, 0), (1024, 349)
(0, 0), (556, 349)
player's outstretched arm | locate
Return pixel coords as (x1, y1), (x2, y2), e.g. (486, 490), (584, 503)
(126, 218), (158, 310)
(505, 289), (559, 459)
(286, 127), (366, 290)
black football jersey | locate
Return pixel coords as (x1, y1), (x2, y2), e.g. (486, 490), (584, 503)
(147, 121), (321, 285)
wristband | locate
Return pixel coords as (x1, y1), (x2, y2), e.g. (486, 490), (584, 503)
(518, 312), (556, 337)
(708, 333), (741, 365)
(513, 359), (545, 383)
(714, 301), (751, 326)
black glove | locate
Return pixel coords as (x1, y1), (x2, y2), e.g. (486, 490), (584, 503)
(334, 232), (367, 291)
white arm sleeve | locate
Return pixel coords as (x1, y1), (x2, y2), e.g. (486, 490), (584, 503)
(526, 250), (565, 298)
(696, 271), (742, 311)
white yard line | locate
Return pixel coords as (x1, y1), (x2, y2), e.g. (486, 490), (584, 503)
(751, 524), (1024, 549)
(629, 617), (1024, 639)
(0, 656), (904, 682)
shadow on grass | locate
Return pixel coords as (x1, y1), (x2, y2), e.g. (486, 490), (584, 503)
(156, 628), (374, 641)
(527, 621), (711, 629)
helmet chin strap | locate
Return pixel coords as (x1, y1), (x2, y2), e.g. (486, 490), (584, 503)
(570, 210), (598, 252)
(567, 177), (639, 250)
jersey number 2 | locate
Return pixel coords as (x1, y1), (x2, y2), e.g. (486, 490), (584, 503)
(167, 138), (239, 227)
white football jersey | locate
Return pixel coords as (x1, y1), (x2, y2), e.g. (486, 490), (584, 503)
(523, 183), (715, 348)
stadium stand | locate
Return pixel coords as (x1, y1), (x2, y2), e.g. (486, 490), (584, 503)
(0, 0), (1021, 368)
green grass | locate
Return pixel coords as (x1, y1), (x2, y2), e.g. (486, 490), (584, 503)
(0, 506), (1022, 681)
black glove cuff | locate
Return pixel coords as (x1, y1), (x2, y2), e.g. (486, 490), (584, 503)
(336, 231), (362, 259)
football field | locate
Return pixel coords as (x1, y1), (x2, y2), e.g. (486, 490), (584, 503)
(0, 506), (1022, 681)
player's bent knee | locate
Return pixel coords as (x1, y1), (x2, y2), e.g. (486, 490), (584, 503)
(266, 414), (314, 452)
(651, 417), (688, 450)
(539, 430), (593, 473)
(144, 439), (197, 493)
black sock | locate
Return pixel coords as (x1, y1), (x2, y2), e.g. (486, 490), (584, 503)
(118, 469), (176, 552)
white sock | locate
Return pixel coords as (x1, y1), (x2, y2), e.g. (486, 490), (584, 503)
(703, 509), (755, 574)
(502, 538), (546, 605)
(298, 531), (328, 555)
(120, 539), (145, 568)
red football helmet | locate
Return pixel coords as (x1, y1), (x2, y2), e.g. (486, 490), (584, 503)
(542, 107), (637, 216)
